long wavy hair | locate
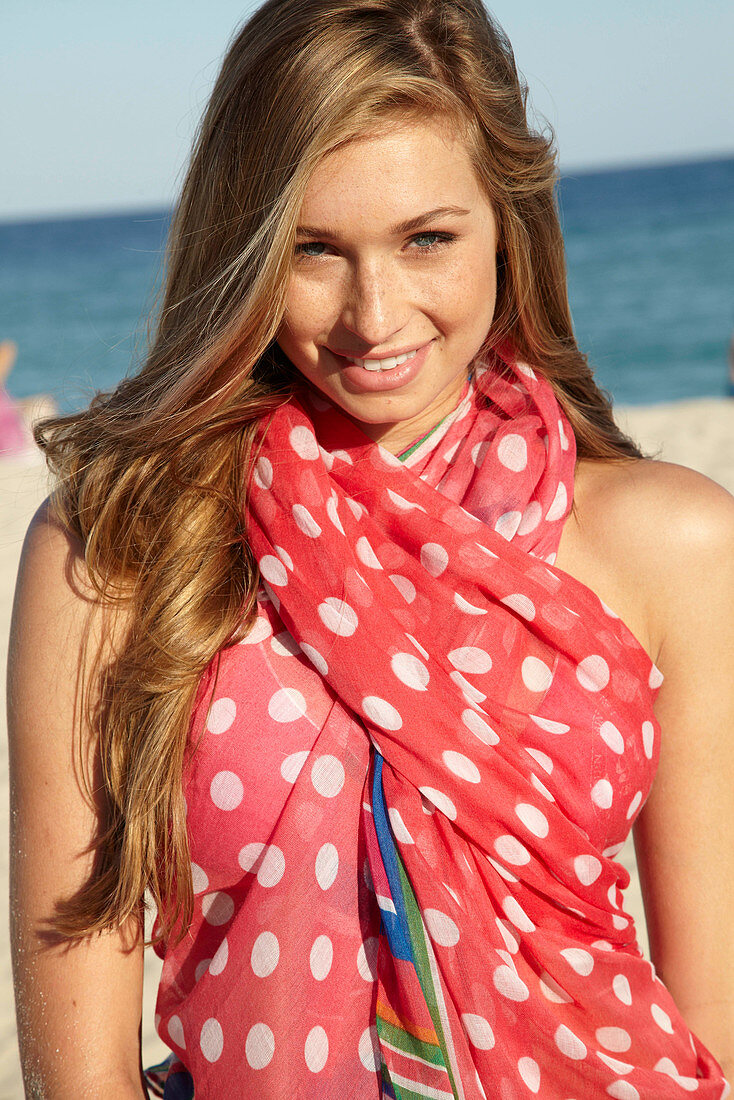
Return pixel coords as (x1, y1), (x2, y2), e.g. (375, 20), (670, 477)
(37, 0), (646, 944)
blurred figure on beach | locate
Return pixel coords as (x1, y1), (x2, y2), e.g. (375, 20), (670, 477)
(0, 340), (56, 457)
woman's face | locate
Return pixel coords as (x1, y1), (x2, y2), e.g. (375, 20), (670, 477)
(276, 116), (499, 454)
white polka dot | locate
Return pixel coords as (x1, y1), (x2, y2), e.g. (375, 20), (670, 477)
(390, 573), (416, 602)
(495, 917), (519, 953)
(530, 714), (569, 734)
(209, 771), (244, 811)
(500, 593), (536, 620)
(577, 655), (611, 691)
(651, 1003), (674, 1034)
(531, 773), (555, 801)
(642, 721), (655, 759)
(200, 1018), (224, 1063)
(494, 836), (531, 866)
(487, 854), (518, 883)
(391, 652), (429, 691)
(462, 708), (499, 745)
(525, 747), (553, 774)
(358, 1025), (380, 1072)
(597, 1052), (635, 1074)
(612, 974), (632, 1005)
(653, 1057), (699, 1090)
(442, 750), (481, 783)
(357, 937), (378, 981)
(558, 418), (570, 451)
(599, 721), (625, 754)
(597, 1027), (632, 1052)
(461, 1013), (495, 1050)
(356, 536), (382, 569)
(191, 863), (209, 895)
(406, 633), (429, 659)
(299, 642), (328, 675)
(259, 554), (288, 587)
(522, 657), (553, 693)
(281, 750), (309, 783)
(423, 908), (460, 946)
(418, 786), (457, 820)
(168, 1015), (185, 1049)
(310, 935), (333, 981)
(318, 597), (358, 635)
(238, 843), (285, 887)
(311, 755), (346, 798)
(493, 510), (521, 539)
(592, 779), (614, 809)
(497, 433), (528, 472)
(606, 1083), (639, 1100)
(502, 895), (535, 933)
(516, 362), (537, 378)
(518, 501), (543, 535)
(420, 542), (449, 577)
(451, 670), (486, 705)
(555, 1023), (587, 1059)
(515, 803), (549, 838)
(388, 807), (414, 844)
(267, 687), (308, 723)
(289, 425), (320, 459)
(493, 965), (529, 1001)
(362, 695), (403, 730)
(251, 931), (279, 977)
(518, 1056), (541, 1093)
(305, 1025), (328, 1072)
(315, 843), (338, 890)
(454, 591), (488, 615)
(649, 664), (664, 689)
(612, 913), (629, 930)
(240, 616), (273, 645)
(257, 846), (286, 887)
(448, 646), (492, 674)
(539, 970), (573, 1003)
(209, 937), (228, 976)
(206, 697), (237, 734)
(292, 503), (322, 538)
(561, 948), (594, 976)
(246, 1022), (275, 1069)
(273, 544), (293, 571)
(195, 958), (210, 982)
(626, 791), (643, 819)
(574, 854), (602, 885)
(386, 489), (425, 512)
(254, 456), (273, 489)
(270, 631), (300, 657)
(546, 481), (568, 522)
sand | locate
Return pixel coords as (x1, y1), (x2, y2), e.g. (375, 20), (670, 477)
(0, 394), (731, 1097)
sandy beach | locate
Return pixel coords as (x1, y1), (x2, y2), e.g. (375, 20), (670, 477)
(0, 395), (732, 1097)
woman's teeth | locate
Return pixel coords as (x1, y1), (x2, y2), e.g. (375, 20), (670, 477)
(346, 349), (418, 372)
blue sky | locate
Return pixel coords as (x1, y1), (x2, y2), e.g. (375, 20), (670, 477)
(3, 0), (733, 220)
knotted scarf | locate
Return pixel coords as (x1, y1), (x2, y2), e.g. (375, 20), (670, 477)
(150, 347), (729, 1099)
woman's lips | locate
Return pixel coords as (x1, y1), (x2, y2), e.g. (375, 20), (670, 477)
(333, 340), (435, 393)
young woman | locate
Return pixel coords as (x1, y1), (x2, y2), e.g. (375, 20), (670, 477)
(8, 0), (734, 1096)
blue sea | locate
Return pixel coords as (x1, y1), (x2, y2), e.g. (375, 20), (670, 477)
(1, 155), (733, 410)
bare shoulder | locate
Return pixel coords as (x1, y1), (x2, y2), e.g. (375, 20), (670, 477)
(559, 457), (734, 664)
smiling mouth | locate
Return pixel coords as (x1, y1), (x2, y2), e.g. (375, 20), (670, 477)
(330, 341), (431, 372)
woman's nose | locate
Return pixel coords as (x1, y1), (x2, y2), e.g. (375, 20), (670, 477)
(339, 261), (409, 347)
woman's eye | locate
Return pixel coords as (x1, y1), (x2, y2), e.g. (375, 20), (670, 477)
(409, 231), (456, 252)
(295, 241), (328, 259)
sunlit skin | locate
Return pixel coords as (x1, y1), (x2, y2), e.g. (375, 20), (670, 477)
(276, 118), (500, 454)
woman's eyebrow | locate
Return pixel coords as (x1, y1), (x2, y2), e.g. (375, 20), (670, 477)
(295, 205), (471, 239)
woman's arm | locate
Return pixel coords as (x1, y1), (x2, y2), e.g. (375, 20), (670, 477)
(631, 463), (734, 1081)
(7, 500), (148, 1098)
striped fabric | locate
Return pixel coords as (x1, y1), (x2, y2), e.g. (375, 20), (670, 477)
(364, 753), (463, 1100)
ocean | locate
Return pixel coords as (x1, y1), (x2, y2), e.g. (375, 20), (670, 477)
(1, 155), (733, 410)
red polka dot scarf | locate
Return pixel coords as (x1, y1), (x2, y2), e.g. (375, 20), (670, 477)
(150, 346), (729, 1098)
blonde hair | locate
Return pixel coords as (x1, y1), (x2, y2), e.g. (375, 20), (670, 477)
(37, 0), (645, 943)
